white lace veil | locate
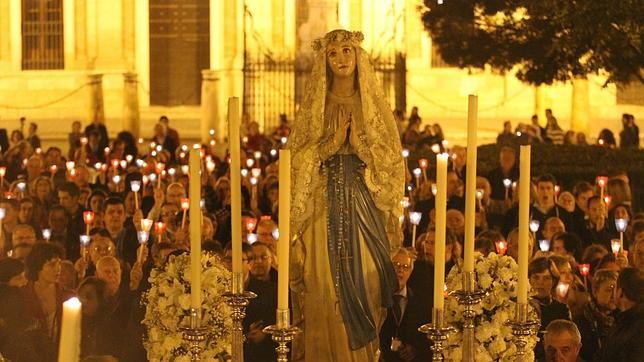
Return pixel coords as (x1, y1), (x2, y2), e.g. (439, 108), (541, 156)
(288, 30), (404, 244)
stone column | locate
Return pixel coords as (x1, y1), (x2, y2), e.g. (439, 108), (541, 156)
(123, 72), (140, 138)
(87, 74), (105, 123)
(201, 69), (220, 144)
(534, 85), (547, 127)
(63, 0), (75, 69)
(571, 77), (590, 135)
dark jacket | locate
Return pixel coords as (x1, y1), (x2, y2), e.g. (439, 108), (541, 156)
(0, 285), (54, 362)
(243, 277), (278, 362)
(486, 165), (519, 201)
(574, 301), (615, 362)
(379, 286), (431, 362)
(533, 297), (571, 361)
(599, 304), (644, 362)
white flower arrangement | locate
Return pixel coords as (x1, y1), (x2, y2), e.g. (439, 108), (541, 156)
(443, 252), (539, 361)
(143, 252), (232, 361)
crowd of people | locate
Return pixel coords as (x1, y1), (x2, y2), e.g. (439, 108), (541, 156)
(0, 106), (641, 361)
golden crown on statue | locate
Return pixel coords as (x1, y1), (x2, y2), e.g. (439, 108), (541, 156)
(311, 29), (365, 52)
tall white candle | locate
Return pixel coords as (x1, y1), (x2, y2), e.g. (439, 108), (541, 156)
(228, 97), (242, 275)
(58, 297), (81, 362)
(464, 95), (478, 273)
(277, 150), (291, 314)
(434, 153), (449, 310)
(518, 145), (531, 304)
(189, 148), (202, 310)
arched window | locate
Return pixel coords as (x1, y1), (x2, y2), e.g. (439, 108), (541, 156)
(22, 0), (64, 70)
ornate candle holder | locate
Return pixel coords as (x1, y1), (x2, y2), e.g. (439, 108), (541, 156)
(222, 272), (257, 362)
(263, 309), (301, 362)
(418, 308), (456, 361)
(179, 308), (210, 361)
(506, 302), (540, 361)
(450, 271), (488, 362)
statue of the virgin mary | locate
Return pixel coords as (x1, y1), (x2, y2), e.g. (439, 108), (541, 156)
(288, 29), (405, 361)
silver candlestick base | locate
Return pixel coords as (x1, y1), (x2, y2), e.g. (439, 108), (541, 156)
(505, 302), (540, 361)
(179, 308), (210, 361)
(450, 271), (488, 362)
(222, 272), (257, 362)
(419, 308), (456, 361)
(263, 309), (301, 362)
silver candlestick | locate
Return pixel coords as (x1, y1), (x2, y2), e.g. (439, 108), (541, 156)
(263, 308), (301, 362)
(450, 271), (488, 362)
(419, 308), (456, 361)
(506, 302), (540, 361)
(179, 308), (209, 361)
(222, 272), (257, 362)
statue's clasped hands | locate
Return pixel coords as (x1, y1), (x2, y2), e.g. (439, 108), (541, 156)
(336, 109), (361, 150)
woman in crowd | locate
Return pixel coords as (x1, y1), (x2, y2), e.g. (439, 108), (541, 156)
(574, 269), (618, 362)
(408, 228), (460, 305)
(77, 276), (111, 358)
(550, 255), (589, 317)
(529, 256), (572, 359)
(21, 243), (73, 357)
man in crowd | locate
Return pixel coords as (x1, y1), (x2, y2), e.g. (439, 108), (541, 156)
(542, 217), (566, 244)
(94, 255), (143, 359)
(10, 224), (37, 260)
(571, 181), (594, 234)
(542, 319), (582, 362)
(487, 146), (519, 201)
(532, 175), (574, 235)
(159, 116), (180, 147)
(380, 248), (430, 361)
(579, 196), (615, 249)
(48, 205), (69, 245)
(600, 268), (644, 362)
(57, 182), (85, 260)
(244, 242), (277, 361)
(103, 197), (138, 266)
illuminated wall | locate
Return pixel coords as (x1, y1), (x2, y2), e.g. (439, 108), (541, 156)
(0, 0), (640, 149)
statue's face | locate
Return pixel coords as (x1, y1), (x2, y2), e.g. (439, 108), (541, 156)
(326, 40), (356, 79)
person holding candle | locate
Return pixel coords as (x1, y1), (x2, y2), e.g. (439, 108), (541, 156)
(486, 147), (519, 202)
(579, 196), (617, 250)
(503, 174), (575, 239)
(93, 255), (144, 358)
(74, 232), (117, 281)
(102, 197), (140, 266)
(288, 30), (404, 361)
(550, 255), (589, 317)
(144, 182), (186, 222)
